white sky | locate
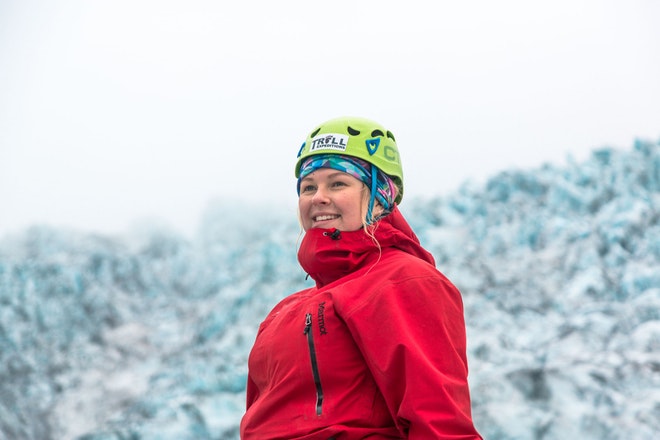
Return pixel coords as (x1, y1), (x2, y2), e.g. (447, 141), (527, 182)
(1, 0), (659, 238)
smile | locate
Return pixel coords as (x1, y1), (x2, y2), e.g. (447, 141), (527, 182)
(314, 215), (340, 222)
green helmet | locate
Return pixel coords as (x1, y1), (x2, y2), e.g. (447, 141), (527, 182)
(295, 116), (404, 203)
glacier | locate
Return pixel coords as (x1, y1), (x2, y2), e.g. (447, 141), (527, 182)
(1, 140), (659, 440)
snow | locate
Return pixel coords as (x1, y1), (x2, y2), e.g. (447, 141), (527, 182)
(1, 139), (659, 439)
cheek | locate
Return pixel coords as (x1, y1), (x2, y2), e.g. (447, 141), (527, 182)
(298, 195), (311, 211)
(341, 193), (368, 227)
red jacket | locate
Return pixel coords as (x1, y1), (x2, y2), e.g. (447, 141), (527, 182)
(240, 206), (482, 439)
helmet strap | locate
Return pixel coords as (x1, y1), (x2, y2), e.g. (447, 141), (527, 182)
(366, 164), (378, 224)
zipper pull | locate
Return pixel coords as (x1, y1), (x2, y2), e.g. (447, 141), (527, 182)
(304, 313), (312, 335)
(322, 228), (341, 240)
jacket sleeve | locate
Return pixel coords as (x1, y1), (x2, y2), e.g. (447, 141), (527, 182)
(342, 272), (482, 439)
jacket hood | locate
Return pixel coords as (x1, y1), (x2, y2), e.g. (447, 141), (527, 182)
(297, 205), (435, 287)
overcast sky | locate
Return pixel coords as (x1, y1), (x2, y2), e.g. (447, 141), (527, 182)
(1, 0), (659, 238)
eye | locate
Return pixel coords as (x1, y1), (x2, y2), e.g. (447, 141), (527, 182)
(387, 131), (396, 141)
(371, 129), (384, 137)
(300, 183), (316, 193)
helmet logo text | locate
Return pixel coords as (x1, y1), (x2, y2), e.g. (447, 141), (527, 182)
(310, 133), (348, 152)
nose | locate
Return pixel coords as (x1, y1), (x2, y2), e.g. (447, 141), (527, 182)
(312, 186), (330, 205)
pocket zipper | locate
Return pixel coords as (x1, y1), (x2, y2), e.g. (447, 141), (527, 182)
(304, 313), (323, 416)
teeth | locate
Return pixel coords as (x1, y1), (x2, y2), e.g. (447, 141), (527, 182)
(315, 215), (338, 221)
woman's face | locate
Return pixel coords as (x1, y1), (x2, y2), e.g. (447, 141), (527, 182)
(298, 168), (367, 232)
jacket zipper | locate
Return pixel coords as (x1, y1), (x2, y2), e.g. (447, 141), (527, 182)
(304, 313), (324, 416)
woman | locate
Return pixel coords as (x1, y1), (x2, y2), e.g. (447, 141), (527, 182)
(240, 117), (482, 439)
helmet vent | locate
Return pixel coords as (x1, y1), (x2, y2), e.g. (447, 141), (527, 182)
(310, 127), (321, 138)
(371, 129), (385, 137)
(347, 126), (360, 136)
(387, 131), (396, 141)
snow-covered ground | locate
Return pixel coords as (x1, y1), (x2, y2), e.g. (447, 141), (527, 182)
(1, 140), (658, 439)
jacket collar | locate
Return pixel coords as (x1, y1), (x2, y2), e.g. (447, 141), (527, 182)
(297, 205), (435, 288)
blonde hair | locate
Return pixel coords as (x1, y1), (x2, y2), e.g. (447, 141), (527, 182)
(359, 186), (384, 276)
(359, 186), (383, 245)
